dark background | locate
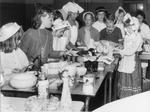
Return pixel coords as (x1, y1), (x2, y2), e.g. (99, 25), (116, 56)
(0, 0), (149, 31)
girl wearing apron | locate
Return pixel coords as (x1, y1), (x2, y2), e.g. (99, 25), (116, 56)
(116, 14), (143, 98)
(0, 22), (29, 74)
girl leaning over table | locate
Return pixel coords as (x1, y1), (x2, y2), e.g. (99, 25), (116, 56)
(116, 13), (143, 98)
(0, 22), (29, 75)
(20, 5), (66, 67)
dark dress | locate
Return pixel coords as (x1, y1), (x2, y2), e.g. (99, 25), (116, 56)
(20, 28), (61, 63)
(100, 27), (122, 44)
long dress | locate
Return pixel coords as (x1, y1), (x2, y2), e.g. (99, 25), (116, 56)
(118, 32), (143, 98)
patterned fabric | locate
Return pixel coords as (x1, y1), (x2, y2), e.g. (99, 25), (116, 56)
(118, 54), (142, 98)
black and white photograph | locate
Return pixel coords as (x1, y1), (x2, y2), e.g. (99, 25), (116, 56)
(0, 0), (150, 112)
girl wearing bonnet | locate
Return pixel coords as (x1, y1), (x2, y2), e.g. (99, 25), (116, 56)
(62, 2), (84, 46)
(52, 18), (70, 51)
(116, 13), (143, 98)
(115, 6), (126, 38)
(77, 11), (100, 49)
(0, 22), (29, 74)
(92, 6), (107, 32)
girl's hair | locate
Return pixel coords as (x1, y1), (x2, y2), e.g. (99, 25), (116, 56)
(106, 13), (115, 22)
(136, 10), (146, 20)
(53, 10), (63, 21)
(118, 9), (125, 15)
(135, 10), (149, 25)
(32, 5), (53, 29)
(83, 11), (95, 22)
(0, 28), (23, 53)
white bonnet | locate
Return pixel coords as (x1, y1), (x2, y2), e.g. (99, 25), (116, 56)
(115, 6), (126, 18)
(62, 2), (84, 14)
(0, 22), (20, 42)
(82, 11), (95, 21)
(123, 13), (139, 32)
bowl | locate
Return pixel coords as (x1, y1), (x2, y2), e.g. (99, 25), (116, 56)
(76, 66), (87, 76)
(10, 72), (37, 89)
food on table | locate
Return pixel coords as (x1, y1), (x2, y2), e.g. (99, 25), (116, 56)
(76, 66), (87, 76)
(9, 72), (37, 89)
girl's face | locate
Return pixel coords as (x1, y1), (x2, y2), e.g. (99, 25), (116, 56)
(97, 12), (105, 22)
(84, 14), (93, 27)
(118, 12), (124, 22)
(41, 12), (53, 28)
(70, 12), (78, 20)
(106, 20), (115, 31)
(137, 15), (144, 24)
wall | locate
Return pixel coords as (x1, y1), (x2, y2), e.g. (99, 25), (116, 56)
(145, 0), (150, 24)
(0, 0), (53, 30)
(1, 0), (150, 30)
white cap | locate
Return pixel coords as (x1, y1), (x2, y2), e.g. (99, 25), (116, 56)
(62, 2), (84, 14)
(115, 6), (126, 18)
(0, 22), (20, 42)
(52, 19), (70, 31)
(123, 13), (139, 32)
(73, 2), (84, 13)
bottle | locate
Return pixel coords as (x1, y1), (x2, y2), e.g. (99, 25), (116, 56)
(38, 73), (49, 99)
(60, 72), (72, 112)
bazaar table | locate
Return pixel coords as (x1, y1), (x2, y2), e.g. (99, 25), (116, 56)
(1, 60), (119, 111)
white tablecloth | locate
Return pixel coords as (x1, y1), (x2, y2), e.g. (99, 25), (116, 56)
(93, 91), (150, 112)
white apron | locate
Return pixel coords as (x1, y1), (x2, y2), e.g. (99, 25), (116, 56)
(118, 33), (143, 73)
(70, 25), (78, 45)
(0, 48), (29, 74)
(53, 35), (69, 51)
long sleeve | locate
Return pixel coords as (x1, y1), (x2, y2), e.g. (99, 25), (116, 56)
(77, 28), (84, 45)
(19, 30), (33, 61)
(120, 33), (143, 56)
(99, 29), (105, 41)
(92, 28), (100, 42)
(118, 28), (123, 40)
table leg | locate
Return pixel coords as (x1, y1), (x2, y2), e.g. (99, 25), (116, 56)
(108, 73), (112, 103)
(104, 77), (107, 104)
(85, 96), (90, 111)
